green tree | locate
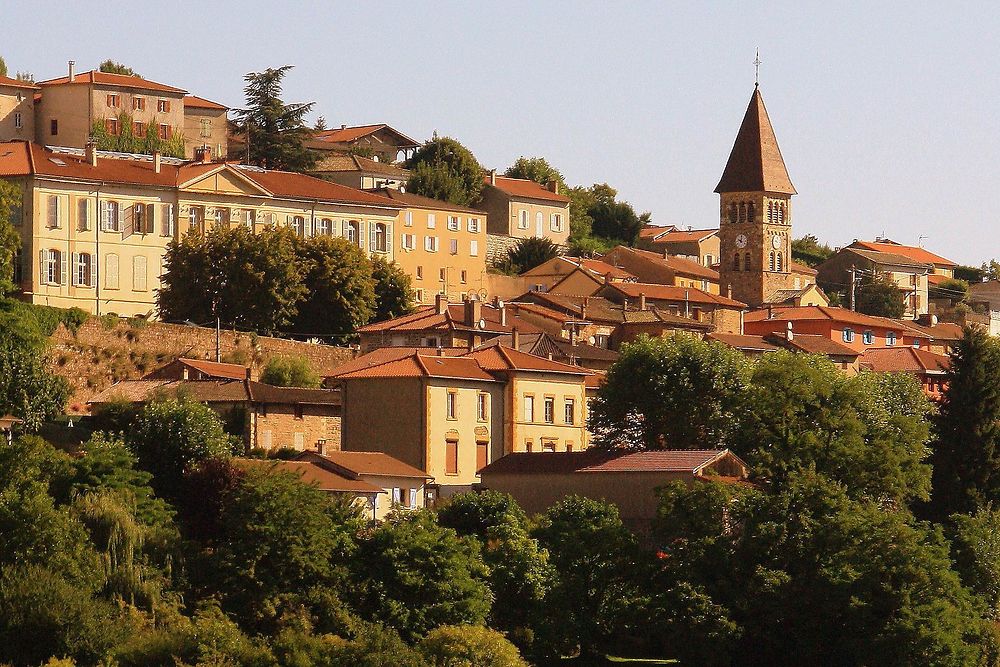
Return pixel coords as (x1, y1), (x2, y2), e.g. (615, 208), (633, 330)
(927, 327), (1000, 520)
(506, 236), (560, 273)
(0, 177), (21, 294)
(566, 185), (596, 241)
(588, 335), (753, 450)
(503, 157), (566, 192)
(855, 272), (905, 318)
(159, 225), (307, 334)
(0, 56), (6, 77)
(370, 255), (414, 323)
(207, 465), (363, 634)
(418, 625), (528, 667)
(98, 60), (140, 77)
(124, 397), (237, 499)
(955, 264), (987, 283)
(950, 505), (1000, 619)
(232, 65), (318, 172)
(0, 325), (70, 431)
(291, 234), (374, 338)
(354, 511), (491, 641)
(532, 496), (647, 659)
(791, 234), (835, 267)
(405, 136), (483, 206)
(322, 623), (427, 667)
(260, 355), (320, 388)
(313, 116), (328, 132)
(589, 197), (647, 246)
(931, 276), (969, 302)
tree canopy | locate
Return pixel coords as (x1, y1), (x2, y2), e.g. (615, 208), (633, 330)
(405, 136), (483, 206)
(259, 355), (320, 388)
(506, 237), (560, 273)
(855, 272), (906, 318)
(232, 65), (318, 172)
(503, 157), (566, 193)
(0, 179), (22, 295)
(98, 60), (141, 77)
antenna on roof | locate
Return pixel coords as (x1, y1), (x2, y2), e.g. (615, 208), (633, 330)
(918, 235), (927, 248)
(753, 49), (762, 87)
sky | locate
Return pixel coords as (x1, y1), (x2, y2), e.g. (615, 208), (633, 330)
(3, 1), (999, 264)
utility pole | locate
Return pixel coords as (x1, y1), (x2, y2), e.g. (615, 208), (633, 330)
(216, 315), (221, 363)
(849, 265), (857, 311)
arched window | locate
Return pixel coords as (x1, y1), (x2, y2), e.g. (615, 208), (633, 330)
(778, 203), (785, 224)
(767, 201), (773, 223)
(728, 203), (738, 224)
(747, 202), (755, 222)
(316, 218), (332, 236)
(738, 203), (746, 223)
(733, 253), (740, 271)
(346, 220), (360, 246)
(372, 223), (388, 252)
(743, 253), (751, 271)
(769, 251), (776, 271)
(776, 252), (783, 272)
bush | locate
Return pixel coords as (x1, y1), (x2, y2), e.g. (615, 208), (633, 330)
(260, 355), (320, 388)
(418, 625), (528, 667)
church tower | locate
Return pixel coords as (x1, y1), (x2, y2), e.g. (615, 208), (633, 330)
(716, 85), (796, 307)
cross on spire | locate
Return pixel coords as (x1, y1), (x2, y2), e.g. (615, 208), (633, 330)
(754, 49), (761, 87)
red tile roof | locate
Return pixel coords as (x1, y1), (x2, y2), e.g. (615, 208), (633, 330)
(358, 302), (543, 335)
(236, 459), (383, 494)
(174, 358), (247, 380)
(647, 228), (718, 243)
(89, 379), (249, 404)
(462, 345), (590, 375)
(0, 75), (38, 90)
(789, 261), (818, 276)
(639, 224), (675, 240)
(184, 95), (228, 110)
(39, 70), (186, 94)
(708, 333), (780, 352)
(313, 153), (410, 177)
(234, 166), (401, 207)
(610, 246), (720, 281)
(480, 449), (745, 475)
(744, 305), (905, 330)
(780, 333), (860, 357)
(312, 123), (420, 148)
(329, 350), (498, 381)
(604, 281), (746, 308)
(579, 258), (635, 280)
(297, 450), (430, 479)
(484, 175), (570, 203)
(849, 240), (956, 268)
(368, 187), (481, 214)
(859, 347), (950, 374)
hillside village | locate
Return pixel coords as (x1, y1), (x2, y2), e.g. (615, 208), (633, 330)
(7, 55), (1000, 665)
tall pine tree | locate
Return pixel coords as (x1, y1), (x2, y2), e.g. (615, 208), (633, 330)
(232, 66), (317, 172)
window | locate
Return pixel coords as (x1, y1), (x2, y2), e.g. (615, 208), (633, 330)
(414, 288), (424, 302)
(544, 397), (555, 424)
(550, 213), (563, 231)
(105, 253), (119, 289)
(106, 94), (120, 108)
(371, 222), (388, 252)
(886, 332), (896, 346)
(477, 443), (488, 472)
(446, 391), (457, 420)
(769, 251), (775, 272)
(843, 328), (855, 343)
(402, 233), (416, 250)
(416, 265), (423, 279)
(133, 121), (144, 136)
(477, 393), (488, 422)
(439, 268), (446, 281)
(199, 118), (212, 138)
(40, 249), (61, 285)
(705, 254), (714, 266)
(733, 253), (740, 271)
(105, 118), (119, 135)
(425, 236), (439, 252)
(77, 199), (90, 231)
(316, 218), (332, 236)
(294, 404), (304, 420)
(104, 201), (121, 232)
(290, 215), (305, 237)
(776, 252), (783, 272)
(447, 215), (460, 231)
(450, 238), (458, 255)
(470, 239), (479, 256)
(862, 330), (874, 345)
(133, 256), (147, 291)
(132, 97), (145, 111)
(157, 99), (170, 113)
(564, 398), (575, 424)
(72, 253), (93, 287)
(728, 202), (737, 223)
(460, 270), (467, 283)
(50, 119), (58, 136)
(468, 217), (480, 233)
(346, 220), (360, 246)
(524, 395), (535, 422)
(46, 195), (60, 228)
(535, 211), (543, 236)
(158, 124), (171, 140)
(161, 204), (175, 236)
(13, 112), (21, 129)
(445, 440), (459, 475)
(743, 253), (751, 271)
(913, 338), (922, 348)
(426, 213), (436, 229)
(518, 209), (528, 229)
(187, 205), (203, 232)
(404, 211), (413, 227)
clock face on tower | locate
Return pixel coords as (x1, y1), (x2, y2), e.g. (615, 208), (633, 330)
(771, 234), (781, 249)
(735, 234), (748, 249)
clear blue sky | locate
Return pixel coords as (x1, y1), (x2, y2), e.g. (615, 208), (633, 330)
(3, 1), (997, 264)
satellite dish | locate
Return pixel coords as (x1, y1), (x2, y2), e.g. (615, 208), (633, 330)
(495, 299), (504, 310)
(478, 318), (487, 330)
(399, 185), (406, 193)
(588, 336), (596, 345)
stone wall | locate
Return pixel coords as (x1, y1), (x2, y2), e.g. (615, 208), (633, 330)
(50, 318), (354, 412)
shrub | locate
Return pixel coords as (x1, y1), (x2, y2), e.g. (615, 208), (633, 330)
(260, 355), (320, 388)
(419, 625), (528, 667)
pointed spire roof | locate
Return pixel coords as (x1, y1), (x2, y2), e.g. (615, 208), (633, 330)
(714, 87), (796, 195)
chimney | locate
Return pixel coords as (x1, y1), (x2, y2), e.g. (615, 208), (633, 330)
(195, 146), (212, 164)
(546, 179), (559, 194)
(316, 441), (325, 455)
(727, 284), (733, 300)
(464, 297), (482, 327)
(489, 168), (497, 186)
(68, 60), (76, 82)
(341, 124), (347, 130)
(786, 321), (794, 341)
(581, 297), (589, 320)
(435, 292), (448, 315)
(436, 346), (445, 356)
(569, 326), (577, 346)
(153, 150), (161, 174)
(767, 305), (774, 320)
(500, 303), (507, 327)
(85, 139), (97, 167)
(638, 293), (647, 311)
(511, 326), (520, 350)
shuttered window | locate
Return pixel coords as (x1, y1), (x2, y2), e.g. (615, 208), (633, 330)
(476, 443), (488, 472)
(445, 440), (458, 475)
(105, 253), (119, 289)
(46, 195), (60, 228)
(133, 256), (147, 291)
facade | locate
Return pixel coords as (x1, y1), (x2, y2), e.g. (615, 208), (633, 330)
(310, 123), (421, 164)
(0, 141), (401, 317)
(236, 457), (384, 518)
(479, 449), (749, 532)
(0, 75), (37, 143)
(637, 226), (720, 268)
(313, 153), (409, 190)
(848, 239), (956, 279)
(715, 86), (798, 307)
(35, 66), (187, 152)
(816, 247), (931, 319)
(601, 245), (720, 294)
(478, 172), (570, 244)
(182, 95), (228, 160)
(597, 281), (746, 334)
(366, 188), (487, 304)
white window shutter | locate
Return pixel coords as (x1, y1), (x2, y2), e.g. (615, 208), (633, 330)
(117, 203), (124, 231)
(100, 202), (107, 231)
(166, 204), (175, 236)
(59, 251), (67, 286)
(54, 197), (61, 228)
(38, 250), (46, 284)
(70, 253), (79, 286)
(369, 224), (376, 250)
(409, 488), (417, 508)
(89, 255), (96, 287)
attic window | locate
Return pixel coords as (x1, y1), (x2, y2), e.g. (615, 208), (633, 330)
(48, 158), (66, 166)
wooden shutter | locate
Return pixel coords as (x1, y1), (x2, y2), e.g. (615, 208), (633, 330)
(369, 224), (376, 250)
(58, 251), (67, 286)
(100, 202), (107, 231)
(105, 253), (119, 289)
(116, 203), (124, 232)
(133, 256), (147, 291)
(123, 204), (134, 238)
(38, 249), (46, 284)
(476, 443), (488, 472)
(446, 441), (458, 475)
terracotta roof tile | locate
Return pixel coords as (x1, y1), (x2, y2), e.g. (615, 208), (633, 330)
(247, 382), (341, 405)
(850, 240), (956, 268)
(841, 247), (932, 270)
(0, 75), (39, 90)
(480, 449), (742, 475)
(715, 87), (795, 195)
(89, 379), (250, 404)
(579, 258), (636, 280)
(708, 333), (780, 352)
(859, 347), (950, 374)
(174, 358), (248, 380)
(521, 293), (625, 324)
(462, 345), (590, 375)
(744, 305), (905, 330)
(313, 123), (420, 148)
(234, 166), (401, 207)
(313, 153), (410, 177)
(39, 70), (186, 94)
(368, 187), (482, 214)
(297, 450), (430, 479)
(330, 350), (498, 381)
(236, 459), (383, 493)
(645, 228), (718, 243)
(778, 333), (860, 357)
(789, 261), (818, 276)
(605, 281), (746, 308)
(484, 175), (570, 203)
(183, 95), (227, 110)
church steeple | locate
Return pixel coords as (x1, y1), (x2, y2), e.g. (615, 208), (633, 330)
(714, 87), (795, 195)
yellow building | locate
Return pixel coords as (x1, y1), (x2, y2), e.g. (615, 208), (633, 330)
(329, 345), (592, 497)
(0, 141), (401, 317)
(478, 171), (570, 245)
(367, 188), (487, 304)
(0, 75), (37, 143)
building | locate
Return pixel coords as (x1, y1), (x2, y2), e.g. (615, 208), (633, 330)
(601, 245), (720, 294)
(0, 75), (37, 142)
(858, 347), (950, 398)
(182, 95), (228, 160)
(143, 357), (250, 381)
(637, 225), (720, 268)
(88, 378), (342, 452)
(310, 123), (421, 164)
(743, 305), (931, 352)
(365, 188), (487, 304)
(313, 153), (409, 190)
(479, 449), (749, 532)
(520, 256), (636, 293)
(35, 65), (187, 153)
(0, 140), (401, 317)
(816, 247), (931, 319)
(328, 346), (592, 497)
(236, 457), (384, 518)
(295, 450), (432, 520)
(478, 172), (570, 245)
(597, 282), (746, 334)
(611, 308), (715, 347)
(716, 86), (798, 307)
(708, 330), (861, 371)
(848, 239), (956, 280)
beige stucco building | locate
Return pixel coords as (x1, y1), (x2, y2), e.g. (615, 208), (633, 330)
(478, 172), (570, 245)
(0, 141), (401, 318)
(0, 75), (37, 143)
(182, 95), (229, 160)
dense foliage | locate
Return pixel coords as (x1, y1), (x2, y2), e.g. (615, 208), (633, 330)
(259, 355), (321, 388)
(855, 271), (907, 318)
(232, 65), (318, 172)
(405, 136), (484, 206)
(506, 236), (560, 273)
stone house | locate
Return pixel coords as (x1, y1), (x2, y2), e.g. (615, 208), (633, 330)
(182, 95), (228, 159)
(601, 245), (720, 294)
(597, 281), (746, 334)
(816, 247), (932, 319)
(0, 75), (37, 143)
(637, 225), (720, 267)
(478, 172), (570, 245)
